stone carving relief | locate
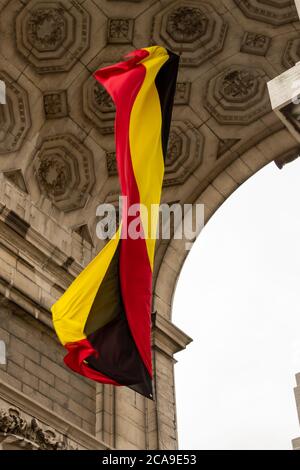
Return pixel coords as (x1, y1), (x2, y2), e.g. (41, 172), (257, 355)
(33, 134), (95, 212)
(0, 71), (31, 154)
(0, 407), (76, 450)
(240, 32), (271, 56)
(164, 121), (204, 186)
(282, 37), (300, 69)
(16, 0), (90, 73)
(152, 1), (228, 67)
(174, 82), (191, 105)
(205, 65), (271, 125)
(43, 90), (68, 119)
(106, 151), (118, 177)
(234, 0), (297, 26)
(108, 19), (134, 44)
(83, 72), (116, 135)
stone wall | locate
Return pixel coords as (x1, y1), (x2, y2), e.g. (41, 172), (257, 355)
(0, 296), (96, 434)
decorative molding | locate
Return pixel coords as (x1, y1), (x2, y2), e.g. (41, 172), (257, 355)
(205, 65), (271, 125)
(234, 0), (297, 26)
(106, 151), (118, 176)
(174, 82), (191, 105)
(163, 121), (204, 186)
(83, 71), (115, 135)
(108, 19), (134, 44)
(240, 32), (271, 56)
(0, 381), (109, 450)
(282, 37), (300, 69)
(152, 0), (228, 67)
(16, 0), (90, 73)
(0, 175), (94, 273)
(0, 71), (31, 154)
(0, 407), (75, 450)
(33, 134), (95, 212)
(43, 90), (68, 119)
(152, 312), (192, 358)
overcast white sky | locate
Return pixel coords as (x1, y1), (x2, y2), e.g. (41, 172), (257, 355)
(173, 158), (300, 450)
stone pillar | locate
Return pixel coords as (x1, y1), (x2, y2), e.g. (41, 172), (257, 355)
(94, 313), (192, 450)
(96, 384), (116, 448)
(151, 313), (192, 450)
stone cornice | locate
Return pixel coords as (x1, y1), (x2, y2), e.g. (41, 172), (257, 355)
(152, 312), (192, 359)
(0, 175), (95, 274)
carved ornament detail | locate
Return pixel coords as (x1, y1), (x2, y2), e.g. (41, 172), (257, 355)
(164, 121), (204, 186)
(152, 1), (228, 67)
(282, 37), (300, 69)
(0, 71), (31, 154)
(240, 32), (271, 56)
(33, 134), (95, 212)
(0, 407), (76, 450)
(108, 19), (134, 44)
(83, 68), (116, 135)
(16, 0), (90, 73)
(205, 65), (271, 125)
(234, 0), (297, 26)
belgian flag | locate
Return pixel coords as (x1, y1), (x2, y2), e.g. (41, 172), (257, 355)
(51, 46), (179, 399)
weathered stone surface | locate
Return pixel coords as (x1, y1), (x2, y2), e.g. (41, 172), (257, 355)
(234, 0), (298, 26)
(0, 71), (31, 154)
(32, 134), (95, 212)
(16, 0), (90, 73)
(0, 0), (300, 451)
(152, 1), (228, 67)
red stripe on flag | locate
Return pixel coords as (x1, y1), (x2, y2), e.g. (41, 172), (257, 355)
(94, 49), (153, 377)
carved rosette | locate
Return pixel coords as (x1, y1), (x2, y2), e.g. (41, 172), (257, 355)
(33, 134), (95, 212)
(83, 69), (116, 135)
(152, 1), (228, 67)
(205, 65), (271, 125)
(234, 0), (297, 26)
(240, 32), (271, 56)
(108, 18), (134, 44)
(0, 407), (77, 450)
(43, 90), (68, 119)
(0, 71), (31, 154)
(16, 0), (90, 73)
(164, 121), (204, 186)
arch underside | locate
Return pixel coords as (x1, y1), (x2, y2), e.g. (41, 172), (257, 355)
(0, 0), (300, 450)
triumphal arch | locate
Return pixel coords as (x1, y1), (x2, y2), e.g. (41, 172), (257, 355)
(0, 0), (300, 450)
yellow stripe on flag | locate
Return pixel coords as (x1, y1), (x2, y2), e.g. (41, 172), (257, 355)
(129, 46), (168, 270)
(51, 226), (122, 345)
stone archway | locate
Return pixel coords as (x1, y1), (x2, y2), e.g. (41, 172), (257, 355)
(0, 0), (300, 451)
(152, 126), (300, 449)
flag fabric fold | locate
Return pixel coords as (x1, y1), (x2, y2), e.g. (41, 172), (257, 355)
(51, 46), (179, 399)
